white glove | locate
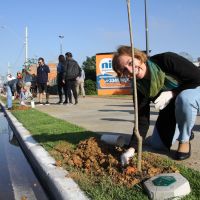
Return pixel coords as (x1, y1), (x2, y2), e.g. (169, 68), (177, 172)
(154, 91), (173, 110)
(120, 147), (135, 166)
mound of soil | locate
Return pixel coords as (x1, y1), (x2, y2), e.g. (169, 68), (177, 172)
(53, 137), (179, 187)
(12, 105), (31, 111)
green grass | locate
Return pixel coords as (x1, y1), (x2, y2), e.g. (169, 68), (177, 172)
(178, 166), (200, 199)
(12, 109), (95, 150)
(1, 96), (200, 200)
(10, 108), (149, 200)
(77, 174), (148, 200)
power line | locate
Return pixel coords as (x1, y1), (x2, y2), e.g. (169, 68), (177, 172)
(13, 43), (25, 68)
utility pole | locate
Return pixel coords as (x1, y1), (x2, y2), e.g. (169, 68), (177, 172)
(59, 35), (64, 54)
(144, 0), (150, 57)
(25, 26), (28, 65)
(7, 62), (11, 74)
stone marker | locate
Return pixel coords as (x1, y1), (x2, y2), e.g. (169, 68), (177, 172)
(143, 173), (191, 200)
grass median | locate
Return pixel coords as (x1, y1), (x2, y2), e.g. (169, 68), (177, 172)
(1, 97), (200, 200)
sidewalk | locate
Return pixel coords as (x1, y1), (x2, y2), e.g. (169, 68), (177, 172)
(36, 95), (200, 172)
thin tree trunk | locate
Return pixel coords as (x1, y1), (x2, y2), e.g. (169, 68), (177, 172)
(126, 0), (143, 171)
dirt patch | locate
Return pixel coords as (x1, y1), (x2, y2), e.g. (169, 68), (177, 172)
(12, 105), (31, 111)
(51, 137), (178, 188)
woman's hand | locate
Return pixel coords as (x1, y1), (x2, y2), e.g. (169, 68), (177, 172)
(120, 147), (135, 166)
(154, 91), (174, 110)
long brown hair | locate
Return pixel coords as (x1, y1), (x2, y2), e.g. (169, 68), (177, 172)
(112, 45), (147, 78)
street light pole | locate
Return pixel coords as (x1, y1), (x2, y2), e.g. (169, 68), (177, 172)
(144, 0), (150, 57)
(25, 26), (28, 65)
(59, 35), (64, 54)
(7, 62), (11, 75)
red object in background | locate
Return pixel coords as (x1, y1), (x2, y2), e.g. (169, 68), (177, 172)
(17, 72), (23, 79)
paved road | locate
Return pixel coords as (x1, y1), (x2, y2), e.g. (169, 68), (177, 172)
(0, 112), (49, 200)
(35, 96), (200, 172)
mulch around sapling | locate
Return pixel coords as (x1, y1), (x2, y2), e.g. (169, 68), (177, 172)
(50, 137), (179, 188)
(12, 105), (31, 111)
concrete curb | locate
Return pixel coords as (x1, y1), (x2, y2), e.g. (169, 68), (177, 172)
(0, 101), (89, 200)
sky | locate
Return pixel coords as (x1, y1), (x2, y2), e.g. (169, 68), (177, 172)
(0, 0), (200, 76)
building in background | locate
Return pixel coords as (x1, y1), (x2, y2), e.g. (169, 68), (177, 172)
(28, 62), (57, 85)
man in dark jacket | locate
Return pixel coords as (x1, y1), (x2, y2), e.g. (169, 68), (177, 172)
(37, 57), (50, 105)
(62, 52), (81, 105)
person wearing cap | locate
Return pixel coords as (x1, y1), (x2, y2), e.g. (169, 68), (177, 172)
(112, 45), (200, 162)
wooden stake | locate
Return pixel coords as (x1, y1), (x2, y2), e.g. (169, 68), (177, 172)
(126, 0), (142, 171)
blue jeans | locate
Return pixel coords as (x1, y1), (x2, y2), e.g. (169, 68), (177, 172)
(20, 91), (25, 101)
(6, 86), (12, 109)
(150, 86), (200, 150)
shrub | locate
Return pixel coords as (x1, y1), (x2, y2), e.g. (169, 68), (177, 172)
(85, 79), (97, 95)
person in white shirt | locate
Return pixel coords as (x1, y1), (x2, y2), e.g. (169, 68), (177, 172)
(76, 68), (85, 97)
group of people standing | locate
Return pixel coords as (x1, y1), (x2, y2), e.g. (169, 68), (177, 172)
(57, 52), (85, 105)
(5, 57), (51, 108)
(6, 67), (38, 108)
(5, 52), (85, 109)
